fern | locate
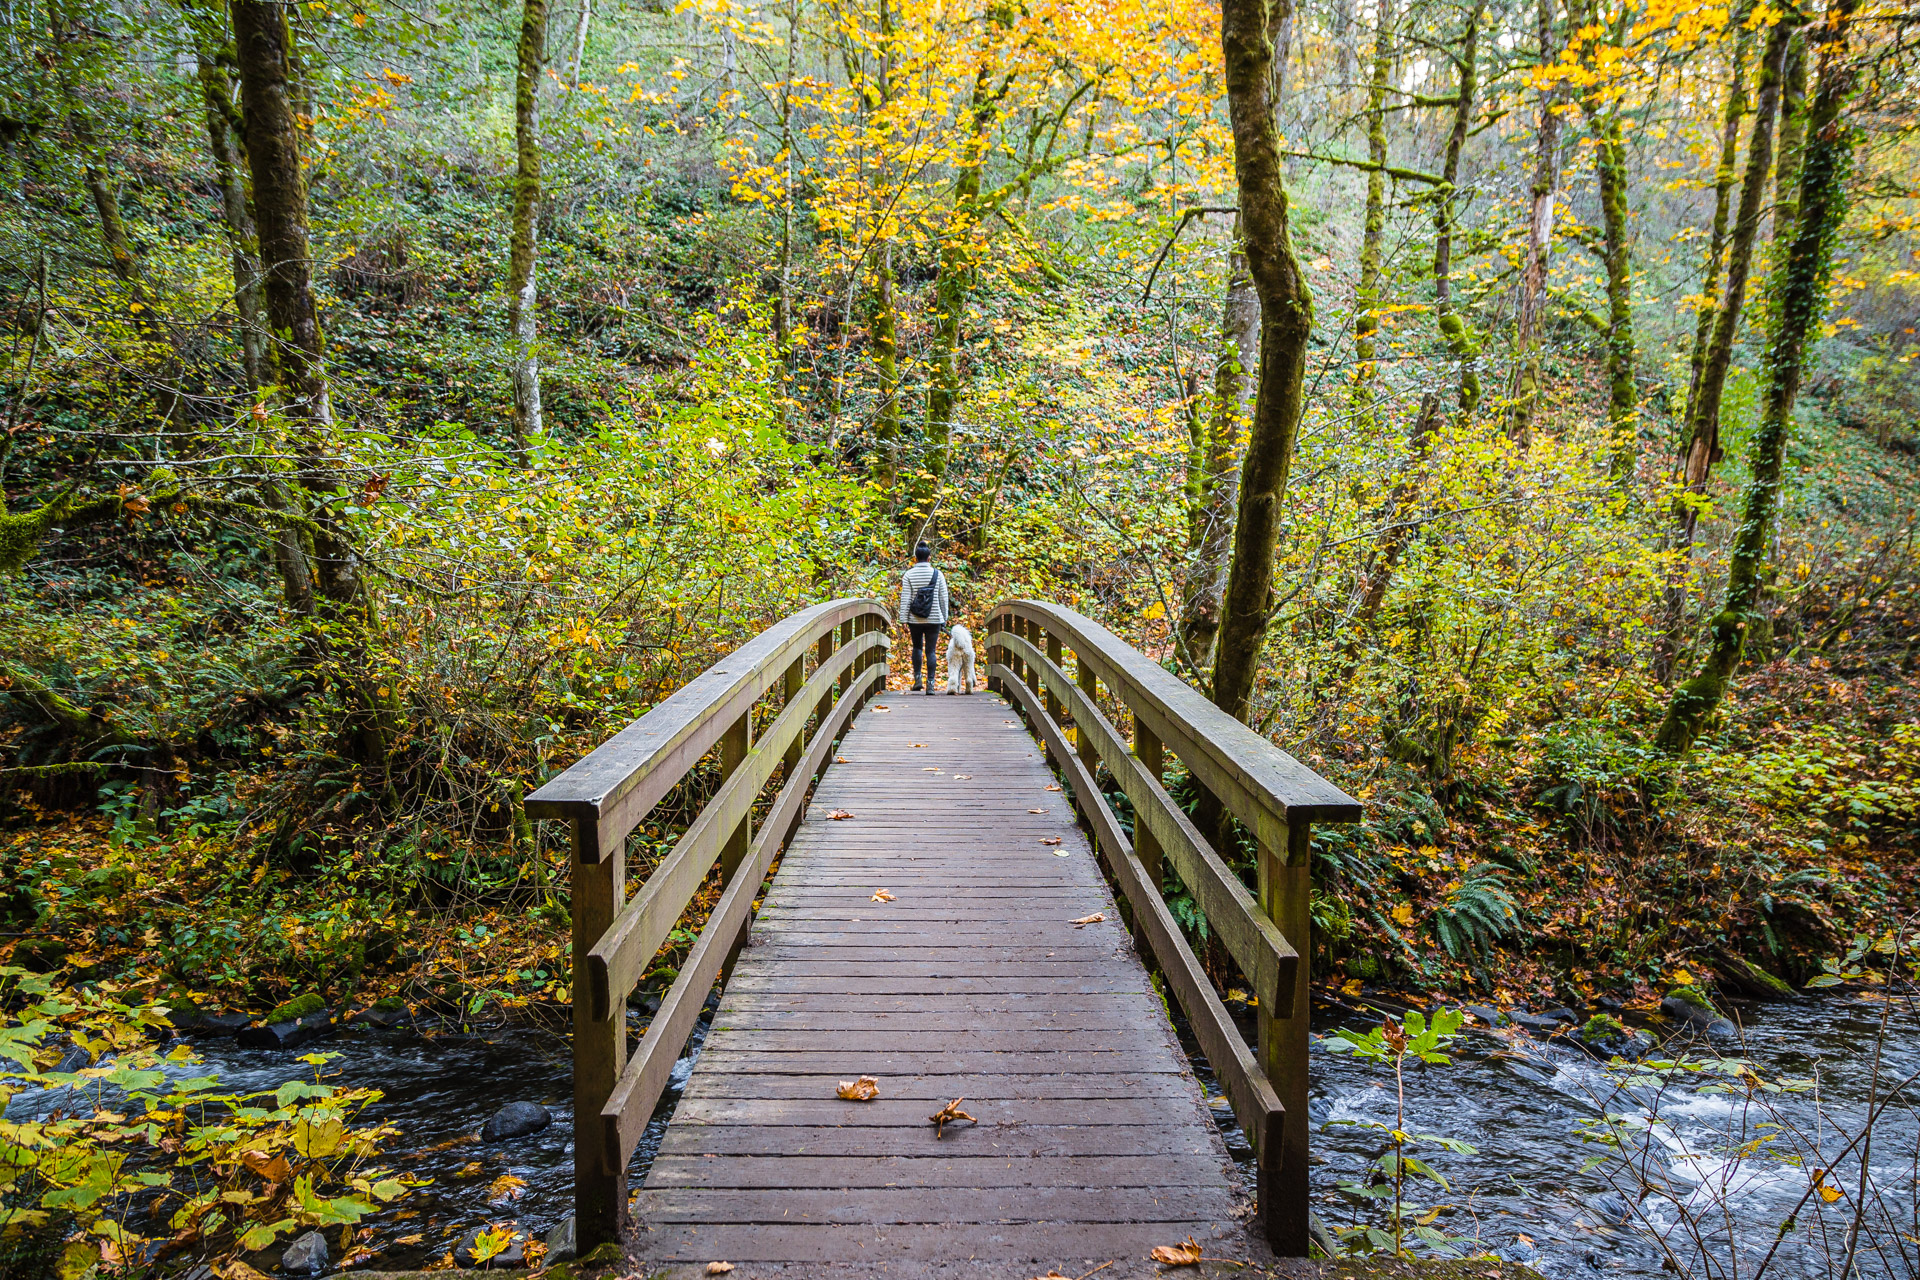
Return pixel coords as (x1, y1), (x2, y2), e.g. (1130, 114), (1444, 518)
(1432, 864), (1519, 959)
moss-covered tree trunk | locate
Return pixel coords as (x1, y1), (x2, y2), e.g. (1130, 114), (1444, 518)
(1677, 19), (1792, 543)
(505, 0), (548, 458)
(1349, 0), (1392, 432)
(1432, 0), (1484, 418)
(1681, 25), (1752, 436)
(1656, 0), (1858, 754)
(1773, 33), (1808, 244)
(195, 48), (268, 392)
(1212, 0), (1314, 729)
(1507, 0), (1558, 448)
(866, 0), (900, 490)
(1591, 106), (1637, 479)
(1179, 248), (1257, 667)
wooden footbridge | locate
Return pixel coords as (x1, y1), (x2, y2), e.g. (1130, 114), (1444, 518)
(527, 599), (1360, 1274)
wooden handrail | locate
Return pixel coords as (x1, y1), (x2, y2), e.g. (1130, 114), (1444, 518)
(984, 601), (1361, 1255)
(526, 597), (892, 1249)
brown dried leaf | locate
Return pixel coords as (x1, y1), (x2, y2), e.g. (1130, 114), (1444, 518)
(238, 1149), (292, 1185)
(826, 810), (856, 821)
(836, 756), (850, 763)
(1029, 808), (1046, 813)
(455, 1160), (486, 1178)
(929, 1097), (977, 1136)
(1040, 838), (1062, 846)
(1070, 913), (1105, 927)
(836, 1075), (880, 1101)
(216, 1262), (272, 1280)
(1045, 784), (1062, 792)
(1150, 1237), (1204, 1267)
(910, 742), (928, 748)
(707, 1264), (735, 1275)
(870, 889), (895, 902)
(486, 1172), (527, 1204)
(394, 1234), (426, 1246)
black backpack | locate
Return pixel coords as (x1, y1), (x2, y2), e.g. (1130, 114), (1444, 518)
(909, 568), (942, 620)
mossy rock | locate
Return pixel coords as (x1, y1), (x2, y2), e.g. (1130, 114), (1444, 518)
(267, 992), (327, 1024)
(372, 995), (409, 1012)
(1662, 984), (1735, 1035)
(1718, 954), (1795, 1000)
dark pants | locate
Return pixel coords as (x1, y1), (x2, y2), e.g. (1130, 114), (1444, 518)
(908, 622), (941, 687)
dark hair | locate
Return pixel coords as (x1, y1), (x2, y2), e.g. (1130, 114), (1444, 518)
(914, 541), (932, 562)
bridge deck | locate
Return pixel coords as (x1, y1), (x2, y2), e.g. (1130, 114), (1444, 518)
(631, 689), (1256, 1275)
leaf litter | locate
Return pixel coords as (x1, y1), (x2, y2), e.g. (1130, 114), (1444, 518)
(1149, 1237), (1203, 1266)
(1070, 913), (1105, 927)
(870, 889), (894, 902)
(826, 810), (855, 820)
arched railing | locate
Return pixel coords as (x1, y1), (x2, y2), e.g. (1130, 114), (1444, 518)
(984, 600), (1361, 1254)
(525, 598), (891, 1247)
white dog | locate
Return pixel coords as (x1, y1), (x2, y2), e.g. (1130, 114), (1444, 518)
(944, 624), (977, 694)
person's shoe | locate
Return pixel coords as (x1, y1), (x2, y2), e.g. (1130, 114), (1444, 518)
(910, 682), (922, 691)
(926, 686), (936, 697)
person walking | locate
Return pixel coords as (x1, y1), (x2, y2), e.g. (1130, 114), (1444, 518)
(896, 541), (950, 696)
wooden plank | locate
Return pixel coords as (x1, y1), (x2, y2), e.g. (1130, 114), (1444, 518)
(644, 1152), (1233, 1189)
(994, 630), (1299, 1013)
(597, 663), (884, 1170)
(588, 633), (886, 1018)
(639, 1184), (1234, 1223)
(631, 692), (1254, 1268)
(993, 663), (1284, 1160)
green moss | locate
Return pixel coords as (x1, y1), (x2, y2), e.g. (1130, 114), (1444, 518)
(1665, 983), (1720, 1015)
(371, 995), (407, 1012)
(1582, 1012), (1626, 1039)
(267, 992), (326, 1024)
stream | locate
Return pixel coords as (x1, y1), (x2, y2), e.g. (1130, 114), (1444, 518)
(12, 992), (1915, 1276)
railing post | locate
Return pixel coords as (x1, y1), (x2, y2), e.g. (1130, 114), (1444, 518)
(718, 710), (751, 883)
(985, 616), (1000, 693)
(1257, 820), (1313, 1255)
(815, 625), (838, 732)
(1133, 713), (1163, 896)
(781, 656), (804, 782)
(1074, 651), (1097, 776)
(571, 819), (628, 1248)
(1044, 631), (1064, 722)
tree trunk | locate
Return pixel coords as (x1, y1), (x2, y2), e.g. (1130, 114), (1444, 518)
(1506, 0), (1558, 449)
(567, 0), (591, 86)
(1677, 20), (1792, 542)
(1179, 249), (1257, 667)
(865, 0), (900, 489)
(773, 0), (797, 364)
(1350, 0), (1391, 431)
(1432, 0), (1484, 418)
(196, 48), (268, 391)
(1680, 26), (1752, 436)
(1351, 390), (1442, 635)
(506, 0), (548, 458)
(1656, 0), (1858, 754)
(1772, 33), (1808, 245)
(1591, 106), (1637, 478)
(1211, 0), (1314, 728)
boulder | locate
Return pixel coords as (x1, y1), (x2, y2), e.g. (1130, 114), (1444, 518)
(1661, 985), (1735, 1036)
(482, 1101), (553, 1142)
(237, 1007), (334, 1051)
(281, 1229), (329, 1275)
(454, 1224), (526, 1268)
(54, 1044), (92, 1074)
(544, 1215), (577, 1263)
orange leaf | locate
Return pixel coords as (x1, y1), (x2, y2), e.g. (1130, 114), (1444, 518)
(836, 1076), (880, 1101)
(1150, 1237), (1203, 1266)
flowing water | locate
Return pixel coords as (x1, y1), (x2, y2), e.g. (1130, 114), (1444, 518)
(12, 992), (1915, 1276)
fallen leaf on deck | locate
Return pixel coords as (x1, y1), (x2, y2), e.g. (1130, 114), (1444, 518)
(1150, 1237), (1204, 1266)
(1070, 913), (1105, 927)
(923, 767), (940, 771)
(837, 1075), (880, 1101)
(836, 756), (850, 763)
(486, 1173), (527, 1204)
(874, 705), (891, 711)
(871, 889), (895, 902)
(1046, 784), (1062, 791)
(910, 742), (927, 747)
(930, 1097), (977, 1136)
(954, 774), (972, 779)
(1029, 808), (1046, 813)
(826, 810), (855, 820)
(1040, 837), (1062, 846)
(707, 1263), (735, 1275)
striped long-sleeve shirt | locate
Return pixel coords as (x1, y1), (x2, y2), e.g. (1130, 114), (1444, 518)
(896, 561), (952, 625)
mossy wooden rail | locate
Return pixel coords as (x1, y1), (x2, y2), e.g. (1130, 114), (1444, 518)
(525, 598), (891, 1246)
(528, 596), (1361, 1266)
(985, 600), (1361, 1255)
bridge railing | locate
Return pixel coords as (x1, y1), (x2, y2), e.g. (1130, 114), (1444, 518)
(984, 600), (1361, 1255)
(526, 598), (892, 1248)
